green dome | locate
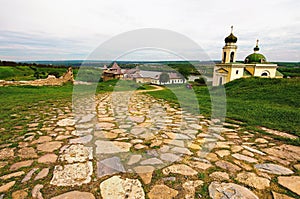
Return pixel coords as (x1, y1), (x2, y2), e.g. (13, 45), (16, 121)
(244, 53), (267, 64)
(225, 33), (237, 43)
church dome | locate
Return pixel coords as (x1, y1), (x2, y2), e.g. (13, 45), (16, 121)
(244, 53), (267, 64)
(225, 33), (238, 43)
(244, 39), (267, 64)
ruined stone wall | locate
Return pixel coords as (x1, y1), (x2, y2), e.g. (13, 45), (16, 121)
(0, 67), (74, 87)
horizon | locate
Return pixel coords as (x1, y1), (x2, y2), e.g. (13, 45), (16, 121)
(8, 59), (300, 63)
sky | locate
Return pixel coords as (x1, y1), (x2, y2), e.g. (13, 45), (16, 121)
(0, 0), (299, 61)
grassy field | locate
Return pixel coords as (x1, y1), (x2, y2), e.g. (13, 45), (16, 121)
(147, 78), (300, 138)
(0, 65), (78, 81)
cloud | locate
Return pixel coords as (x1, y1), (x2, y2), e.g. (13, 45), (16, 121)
(0, 0), (299, 61)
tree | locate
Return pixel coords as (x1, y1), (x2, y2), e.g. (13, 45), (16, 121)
(178, 67), (190, 79)
(48, 71), (60, 78)
(195, 77), (206, 85)
(159, 72), (170, 84)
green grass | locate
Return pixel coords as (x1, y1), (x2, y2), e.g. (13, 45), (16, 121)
(0, 65), (78, 81)
(147, 78), (300, 137)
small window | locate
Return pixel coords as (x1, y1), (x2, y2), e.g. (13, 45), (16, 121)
(236, 70), (239, 75)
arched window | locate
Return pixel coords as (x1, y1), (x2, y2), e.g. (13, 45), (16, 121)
(230, 52), (235, 62)
(236, 70), (239, 75)
(223, 52), (227, 63)
(261, 71), (269, 76)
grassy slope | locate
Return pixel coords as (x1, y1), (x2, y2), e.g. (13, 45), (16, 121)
(225, 78), (300, 135)
(0, 65), (77, 81)
(147, 78), (300, 136)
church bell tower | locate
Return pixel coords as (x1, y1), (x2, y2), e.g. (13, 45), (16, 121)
(222, 26), (238, 63)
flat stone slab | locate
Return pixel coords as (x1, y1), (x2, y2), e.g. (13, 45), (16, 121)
(209, 172), (230, 181)
(31, 136), (52, 144)
(100, 175), (145, 199)
(34, 168), (49, 181)
(22, 168), (38, 183)
(215, 160), (241, 173)
(163, 164), (197, 176)
(260, 127), (298, 139)
(0, 148), (14, 160)
(189, 124), (202, 130)
(32, 184), (43, 199)
(50, 162), (93, 186)
(272, 191), (296, 199)
(215, 150), (231, 158)
(0, 181), (15, 193)
(17, 147), (38, 159)
(242, 145), (266, 155)
(51, 191), (95, 199)
(37, 141), (62, 152)
(232, 153), (258, 163)
(262, 144), (300, 162)
(57, 118), (75, 126)
(95, 140), (132, 154)
(38, 154), (58, 164)
(140, 158), (163, 165)
(69, 135), (93, 144)
(148, 184), (178, 199)
(189, 161), (212, 170)
(60, 145), (93, 163)
(0, 171), (25, 180)
(97, 157), (125, 178)
(127, 155), (142, 165)
(10, 160), (34, 171)
(160, 153), (181, 162)
(171, 147), (192, 155)
(128, 116), (145, 123)
(12, 190), (28, 199)
(254, 163), (294, 175)
(134, 166), (155, 184)
(165, 132), (191, 140)
(209, 181), (259, 199)
(278, 176), (300, 195)
(78, 114), (95, 123)
(96, 122), (115, 130)
(236, 172), (270, 190)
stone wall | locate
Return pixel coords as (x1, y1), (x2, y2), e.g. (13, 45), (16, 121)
(0, 67), (74, 87)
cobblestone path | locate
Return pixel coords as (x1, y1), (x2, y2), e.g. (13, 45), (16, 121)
(0, 90), (299, 199)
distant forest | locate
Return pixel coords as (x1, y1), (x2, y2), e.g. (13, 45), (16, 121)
(1, 60), (300, 78)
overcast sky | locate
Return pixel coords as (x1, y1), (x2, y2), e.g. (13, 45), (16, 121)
(0, 0), (299, 61)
